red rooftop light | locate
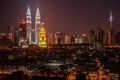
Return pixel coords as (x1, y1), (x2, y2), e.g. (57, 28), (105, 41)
(20, 20), (26, 25)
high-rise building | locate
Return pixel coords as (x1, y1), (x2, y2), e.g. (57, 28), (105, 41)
(0, 34), (12, 48)
(64, 34), (70, 44)
(53, 32), (65, 44)
(109, 10), (113, 29)
(18, 20), (27, 46)
(26, 6), (32, 44)
(26, 6), (43, 45)
(70, 35), (75, 44)
(54, 32), (61, 44)
(82, 34), (89, 43)
(107, 11), (115, 46)
(47, 33), (53, 45)
(115, 32), (120, 45)
(39, 26), (47, 48)
(103, 29), (108, 47)
(7, 26), (13, 41)
(0, 33), (6, 39)
(96, 28), (105, 49)
(74, 36), (83, 44)
(74, 36), (78, 44)
(35, 8), (41, 44)
(107, 29), (115, 46)
(13, 27), (19, 46)
(90, 30), (95, 44)
(90, 30), (96, 48)
(77, 36), (83, 44)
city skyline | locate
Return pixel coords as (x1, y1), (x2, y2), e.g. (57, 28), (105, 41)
(0, 1), (120, 79)
(0, 0), (120, 35)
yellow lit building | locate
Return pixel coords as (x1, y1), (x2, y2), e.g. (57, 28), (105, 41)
(39, 27), (47, 48)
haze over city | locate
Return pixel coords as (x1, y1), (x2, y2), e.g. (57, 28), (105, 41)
(0, 0), (120, 35)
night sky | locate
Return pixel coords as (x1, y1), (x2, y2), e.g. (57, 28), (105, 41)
(0, 0), (120, 35)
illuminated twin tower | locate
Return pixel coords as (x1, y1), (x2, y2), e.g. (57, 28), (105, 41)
(26, 6), (47, 47)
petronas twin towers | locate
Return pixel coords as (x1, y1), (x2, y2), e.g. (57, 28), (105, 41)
(26, 6), (41, 44)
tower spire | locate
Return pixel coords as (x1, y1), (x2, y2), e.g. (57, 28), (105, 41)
(26, 6), (31, 23)
(109, 10), (113, 29)
(26, 6), (32, 44)
(35, 7), (41, 44)
(35, 8), (40, 23)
